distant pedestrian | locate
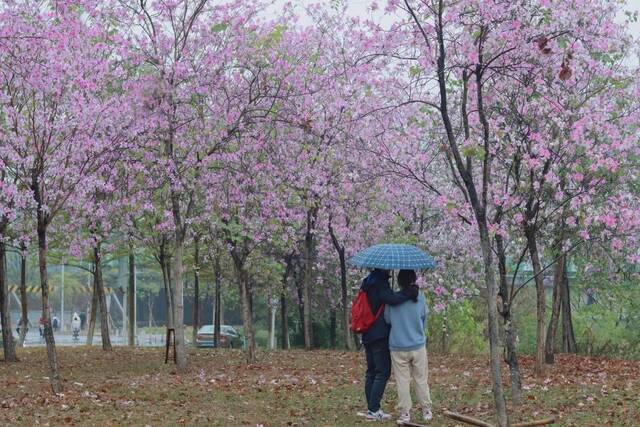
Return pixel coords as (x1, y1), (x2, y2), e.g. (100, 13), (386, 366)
(71, 313), (81, 330)
(52, 316), (60, 332)
(79, 312), (86, 330)
(16, 317), (30, 336)
(38, 317), (45, 338)
(71, 313), (81, 341)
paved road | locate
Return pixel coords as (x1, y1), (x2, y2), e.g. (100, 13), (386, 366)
(15, 330), (168, 347)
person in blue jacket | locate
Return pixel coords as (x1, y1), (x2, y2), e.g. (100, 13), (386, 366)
(359, 268), (418, 422)
(384, 269), (433, 424)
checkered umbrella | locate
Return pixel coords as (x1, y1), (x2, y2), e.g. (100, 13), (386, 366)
(349, 243), (436, 270)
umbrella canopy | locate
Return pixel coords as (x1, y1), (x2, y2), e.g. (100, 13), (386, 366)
(349, 243), (436, 270)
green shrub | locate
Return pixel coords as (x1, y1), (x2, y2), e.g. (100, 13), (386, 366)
(427, 300), (487, 354)
(513, 310), (537, 355)
(573, 303), (640, 358)
(254, 329), (269, 348)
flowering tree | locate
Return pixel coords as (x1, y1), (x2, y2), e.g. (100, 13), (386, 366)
(381, 0), (639, 423)
(264, 4), (425, 350)
(62, 159), (137, 351)
(0, 166), (23, 361)
(484, 1), (638, 377)
(117, 0), (283, 369)
(0, 3), (636, 418)
(0, 1), (127, 391)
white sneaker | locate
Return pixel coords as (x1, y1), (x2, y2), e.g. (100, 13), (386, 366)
(365, 410), (392, 421)
(423, 408), (433, 421)
(396, 411), (411, 424)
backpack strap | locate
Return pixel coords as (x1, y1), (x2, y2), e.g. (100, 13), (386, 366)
(373, 303), (384, 320)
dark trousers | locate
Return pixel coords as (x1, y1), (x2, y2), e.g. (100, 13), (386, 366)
(364, 338), (391, 412)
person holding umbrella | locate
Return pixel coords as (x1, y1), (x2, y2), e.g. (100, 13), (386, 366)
(350, 244), (436, 422)
(359, 268), (418, 421)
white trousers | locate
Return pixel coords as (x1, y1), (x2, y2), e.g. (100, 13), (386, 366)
(391, 346), (433, 412)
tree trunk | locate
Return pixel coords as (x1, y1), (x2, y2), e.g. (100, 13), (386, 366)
(36, 222), (62, 393)
(86, 270), (98, 346)
(192, 237), (200, 345)
(525, 226), (546, 377)
(214, 255), (221, 348)
(280, 291), (290, 350)
(329, 307), (337, 349)
(171, 238), (187, 371)
(422, 0), (508, 420)
(560, 265), (577, 353)
(545, 205), (567, 364)
(280, 255), (292, 350)
(545, 255), (564, 364)
(18, 246), (28, 346)
(233, 253), (255, 363)
(302, 210), (316, 350)
(0, 240), (17, 362)
(268, 302), (273, 349)
(478, 224), (508, 425)
(164, 80), (188, 371)
(245, 278), (255, 359)
(94, 244), (111, 351)
(504, 315), (521, 403)
(128, 248), (135, 348)
(296, 279), (305, 344)
(328, 222), (355, 351)
(441, 308), (449, 354)
(269, 296), (276, 350)
(340, 253), (354, 350)
(496, 234), (522, 405)
(148, 294), (154, 327)
(167, 261), (173, 325)
(160, 254), (174, 329)
(472, 79), (508, 423)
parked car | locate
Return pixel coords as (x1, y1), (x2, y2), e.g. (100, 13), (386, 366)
(195, 325), (243, 348)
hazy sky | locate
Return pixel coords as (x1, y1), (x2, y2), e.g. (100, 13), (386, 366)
(267, 0), (640, 65)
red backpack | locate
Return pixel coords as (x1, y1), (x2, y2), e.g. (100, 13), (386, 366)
(350, 289), (384, 333)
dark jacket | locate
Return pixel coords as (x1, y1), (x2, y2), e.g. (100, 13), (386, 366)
(360, 269), (416, 345)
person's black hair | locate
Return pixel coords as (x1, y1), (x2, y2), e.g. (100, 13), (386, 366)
(398, 269), (418, 301)
(373, 268), (391, 279)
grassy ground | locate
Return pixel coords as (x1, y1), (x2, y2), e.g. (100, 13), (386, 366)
(1, 348), (639, 426)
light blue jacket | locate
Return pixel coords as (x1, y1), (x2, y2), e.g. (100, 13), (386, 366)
(384, 292), (427, 352)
